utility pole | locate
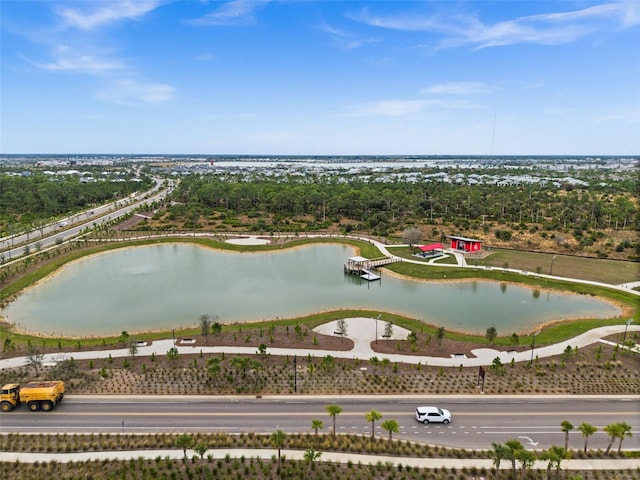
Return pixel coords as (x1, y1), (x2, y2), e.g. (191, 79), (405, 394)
(530, 331), (541, 366)
(622, 319), (633, 349)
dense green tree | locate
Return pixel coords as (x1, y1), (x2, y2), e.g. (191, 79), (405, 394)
(199, 314), (211, 344)
(0, 171), (152, 234)
(175, 434), (194, 462)
(486, 325), (498, 344)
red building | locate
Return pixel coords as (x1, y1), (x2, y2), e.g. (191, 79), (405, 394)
(447, 235), (482, 253)
(418, 243), (444, 257)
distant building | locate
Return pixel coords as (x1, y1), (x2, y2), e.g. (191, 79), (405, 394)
(447, 235), (482, 253)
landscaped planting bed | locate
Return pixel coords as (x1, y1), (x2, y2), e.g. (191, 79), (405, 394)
(1, 433), (637, 480)
(1, 333), (638, 396)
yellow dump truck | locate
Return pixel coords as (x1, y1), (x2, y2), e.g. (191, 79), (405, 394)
(0, 381), (65, 412)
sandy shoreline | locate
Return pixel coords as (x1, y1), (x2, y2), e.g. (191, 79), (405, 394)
(0, 238), (634, 339)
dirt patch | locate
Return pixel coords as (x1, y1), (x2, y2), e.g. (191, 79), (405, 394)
(370, 336), (528, 358)
(178, 326), (354, 352)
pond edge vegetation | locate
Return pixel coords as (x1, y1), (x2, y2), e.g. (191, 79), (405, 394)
(0, 235), (637, 349)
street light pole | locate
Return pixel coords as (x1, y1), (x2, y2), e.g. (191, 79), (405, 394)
(172, 329), (175, 348)
(293, 355), (297, 393)
(622, 319), (633, 350)
(375, 314), (382, 344)
(530, 330), (541, 366)
(550, 255), (557, 275)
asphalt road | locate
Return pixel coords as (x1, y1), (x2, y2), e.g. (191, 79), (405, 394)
(0, 177), (170, 260)
(2, 396), (638, 451)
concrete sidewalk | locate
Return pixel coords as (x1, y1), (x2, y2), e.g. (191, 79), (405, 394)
(1, 448), (638, 471)
(0, 318), (638, 370)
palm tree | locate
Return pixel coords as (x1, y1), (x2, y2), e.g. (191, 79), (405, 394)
(560, 420), (574, 451)
(604, 423), (622, 454)
(365, 409), (382, 439)
(325, 404), (343, 437)
(304, 449), (322, 474)
(381, 419), (399, 440)
(310, 419), (324, 436)
(542, 445), (567, 479)
(270, 429), (287, 468)
(517, 450), (536, 479)
(616, 421), (633, 453)
(505, 438), (524, 478)
(578, 422), (597, 452)
(491, 442), (510, 480)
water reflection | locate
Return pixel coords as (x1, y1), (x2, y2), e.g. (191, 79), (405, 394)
(1, 243), (621, 336)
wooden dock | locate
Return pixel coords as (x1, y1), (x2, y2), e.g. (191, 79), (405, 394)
(344, 256), (400, 281)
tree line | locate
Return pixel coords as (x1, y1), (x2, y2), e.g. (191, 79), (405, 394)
(0, 172), (153, 235)
(167, 173), (638, 241)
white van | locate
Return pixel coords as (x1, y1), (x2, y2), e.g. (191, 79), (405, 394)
(415, 406), (452, 424)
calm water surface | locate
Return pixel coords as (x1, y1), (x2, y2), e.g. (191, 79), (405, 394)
(1, 244), (621, 336)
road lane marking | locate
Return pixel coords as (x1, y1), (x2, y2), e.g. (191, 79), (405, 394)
(46, 410), (632, 417)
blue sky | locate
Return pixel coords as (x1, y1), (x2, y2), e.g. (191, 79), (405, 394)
(1, 0), (638, 155)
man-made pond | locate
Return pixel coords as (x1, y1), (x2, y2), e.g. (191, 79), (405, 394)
(1, 243), (621, 336)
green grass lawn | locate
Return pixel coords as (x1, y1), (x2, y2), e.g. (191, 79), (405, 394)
(474, 249), (638, 285)
(386, 245), (638, 285)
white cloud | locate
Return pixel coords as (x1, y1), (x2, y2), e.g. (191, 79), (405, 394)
(97, 79), (175, 104)
(57, 1), (161, 30)
(351, 1), (638, 49)
(423, 82), (496, 95)
(190, 0), (270, 26)
(347, 95), (481, 118)
(33, 45), (123, 75)
(318, 22), (380, 50)
(618, 0), (640, 27)
(357, 99), (426, 117)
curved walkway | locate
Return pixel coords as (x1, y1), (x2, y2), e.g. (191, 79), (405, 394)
(363, 237), (639, 297)
(0, 318), (637, 370)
